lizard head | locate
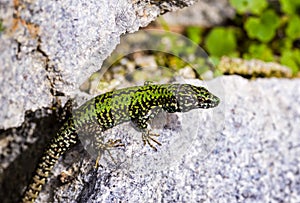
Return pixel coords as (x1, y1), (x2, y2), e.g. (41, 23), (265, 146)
(173, 84), (220, 112)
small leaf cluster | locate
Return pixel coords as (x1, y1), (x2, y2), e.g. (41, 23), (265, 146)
(186, 0), (300, 76)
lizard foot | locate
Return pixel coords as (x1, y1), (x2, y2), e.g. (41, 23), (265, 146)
(95, 139), (125, 168)
(142, 130), (162, 151)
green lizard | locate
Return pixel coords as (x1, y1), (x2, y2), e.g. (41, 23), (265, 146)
(21, 83), (220, 203)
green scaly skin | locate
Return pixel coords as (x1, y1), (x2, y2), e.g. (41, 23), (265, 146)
(21, 84), (220, 202)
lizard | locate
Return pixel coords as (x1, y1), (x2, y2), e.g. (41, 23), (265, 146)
(21, 83), (220, 202)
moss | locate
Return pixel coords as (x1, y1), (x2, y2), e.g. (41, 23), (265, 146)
(0, 19), (4, 33)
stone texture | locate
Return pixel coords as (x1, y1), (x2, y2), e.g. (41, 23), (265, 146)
(162, 0), (235, 27)
(23, 76), (300, 202)
(0, 0), (197, 129)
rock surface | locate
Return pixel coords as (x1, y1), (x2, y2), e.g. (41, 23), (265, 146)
(0, 0), (197, 129)
(19, 76), (300, 202)
(162, 0), (235, 27)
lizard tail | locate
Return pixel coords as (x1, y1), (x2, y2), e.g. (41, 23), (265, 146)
(21, 120), (78, 203)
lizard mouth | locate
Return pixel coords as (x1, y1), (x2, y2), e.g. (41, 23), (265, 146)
(198, 94), (220, 109)
(211, 94), (220, 107)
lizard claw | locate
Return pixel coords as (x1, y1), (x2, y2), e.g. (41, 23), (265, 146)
(142, 130), (162, 151)
(94, 139), (125, 168)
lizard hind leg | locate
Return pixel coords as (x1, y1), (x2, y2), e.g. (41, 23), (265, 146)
(94, 138), (125, 168)
(142, 130), (162, 151)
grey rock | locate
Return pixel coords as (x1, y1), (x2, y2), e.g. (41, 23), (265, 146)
(0, 0), (197, 129)
(31, 76), (300, 202)
(162, 0), (235, 27)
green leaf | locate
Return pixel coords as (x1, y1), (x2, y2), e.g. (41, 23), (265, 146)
(0, 19), (4, 33)
(186, 26), (202, 44)
(243, 43), (274, 61)
(279, 0), (300, 15)
(275, 38), (293, 53)
(244, 10), (280, 42)
(280, 49), (300, 74)
(286, 15), (300, 40)
(229, 0), (268, 15)
(205, 27), (237, 57)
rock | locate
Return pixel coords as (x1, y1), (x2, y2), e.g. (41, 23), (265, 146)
(0, 0), (197, 129)
(161, 0), (235, 27)
(21, 76), (300, 202)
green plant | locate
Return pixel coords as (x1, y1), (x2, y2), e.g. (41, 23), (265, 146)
(205, 27), (237, 57)
(183, 0), (300, 76)
(279, 0), (300, 15)
(0, 19), (4, 33)
(243, 44), (274, 61)
(186, 26), (203, 44)
(285, 15), (300, 40)
(280, 49), (300, 74)
(244, 9), (280, 42)
(230, 0), (268, 15)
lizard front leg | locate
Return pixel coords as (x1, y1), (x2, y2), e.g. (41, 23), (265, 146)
(131, 107), (163, 151)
